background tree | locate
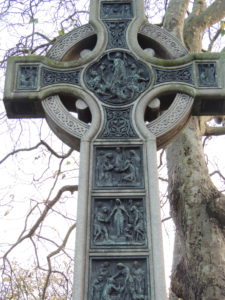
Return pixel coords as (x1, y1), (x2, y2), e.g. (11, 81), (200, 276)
(164, 1), (225, 299)
(0, 0), (225, 299)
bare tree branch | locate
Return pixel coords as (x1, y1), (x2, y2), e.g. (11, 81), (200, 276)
(163, 0), (190, 42)
(204, 125), (225, 136)
(42, 223), (76, 299)
(197, 0), (225, 30)
(2, 185), (77, 260)
(162, 216), (172, 223)
(0, 140), (74, 165)
(184, 0), (225, 51)
(210, 170), (225, 182)
(207, 28), (222, 51)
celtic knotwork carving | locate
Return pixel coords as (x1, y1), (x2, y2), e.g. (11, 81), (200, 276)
(99, 107), (138, 139)
(197, 63), (217, 87)
(147, 94), (193, 137)
(42, 96), (89, 138)
(92, 197), (147, 248)
(17, 65), (39, 90)
(154, 65), (193, 85)
(94, 145), (144, 189)
(139, 23), (188, 58)
(41, 67), (81, 87)
(90, 258), (149, 300)
(101, 2), (133, 19)
(85, 51), (151, 105)
(47, 24), (95, 61)
(42, 24), (96, 148)
(104, 21), (130, 49)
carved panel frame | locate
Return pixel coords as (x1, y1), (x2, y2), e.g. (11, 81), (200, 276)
(91, 196), (147, 248)
(93, 144), (144, 189)
(89, 256), (150, 300)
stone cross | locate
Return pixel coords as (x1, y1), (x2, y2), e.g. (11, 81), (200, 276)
(3, 1), (225, 299)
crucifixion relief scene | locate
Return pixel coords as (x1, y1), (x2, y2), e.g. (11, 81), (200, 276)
(1, 0), (225, 300)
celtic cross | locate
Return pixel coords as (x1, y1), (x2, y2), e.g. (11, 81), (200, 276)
(3, 0), (225, 299)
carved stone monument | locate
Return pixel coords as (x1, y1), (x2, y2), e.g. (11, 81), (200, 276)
(3, 0), (225, 299)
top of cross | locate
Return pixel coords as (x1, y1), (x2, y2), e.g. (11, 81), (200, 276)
(3, 0), (225, 149)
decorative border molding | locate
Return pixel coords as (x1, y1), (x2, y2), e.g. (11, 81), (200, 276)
(147, 93), (193, 137)
(104, 20), (130, 49)
(41, 67), (81, 87)
(139, 23), (188, 58)
(47, 24), (95, 61)
(89, 256), (150, 300)
(154, 65), (193, 85)
(93, 145), (144, 189)
(42, 96), (89, 139)
(98, 106), (138, 139)
(91, 196), (147, 248)
(43, 20), (191, 148)
(42, 25), (96, 148)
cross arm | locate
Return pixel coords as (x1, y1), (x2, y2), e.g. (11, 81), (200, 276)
(4, 56), (83, 118)
(4, 51), (225, 119)
(150, 52), (225, 116)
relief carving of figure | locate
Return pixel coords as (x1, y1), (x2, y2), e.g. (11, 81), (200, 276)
(199, 64), (216, 86)
(99, 262), (111, 278)
(91, 275), (105, 300)
(119, 149), (140, 183)
(129, 150), (141, 178)
(130, 205), (145, 242)
(91, 261), (147, 300)
(96, 151), (106, 183)
(102, 3), (132, 19)
(95, 147), (143, 187)
(102, 277), (123, 300)
(107, 52), (128, 100)
(114, 147), (124, 172)
(102, 152), (115, 184)
(102, 4), (111, 18)
(113, 263), (135, 300)
(123, 4), (132, 17)
(89, 70), (110, 96)
(19, 67), (37, 89)
(85, 51), (150, 105)
(108, 198), (129, 238)
(121, 158), (136, 182)
(92, 198), (146, 247)
(132, 261), (145, 298)
(94, 206), (110, 242)
(124, 224), (133, 241)
(127, 64), (149, 98)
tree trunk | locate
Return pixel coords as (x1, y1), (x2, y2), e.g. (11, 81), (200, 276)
(164, 1), (225, 299)
(167, 118), (225, 299)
